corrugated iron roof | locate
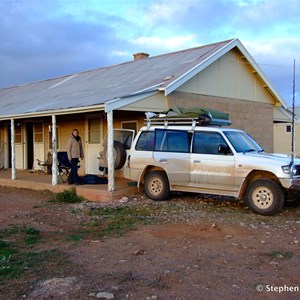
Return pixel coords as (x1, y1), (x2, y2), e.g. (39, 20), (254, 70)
(0, 38), (286, 119)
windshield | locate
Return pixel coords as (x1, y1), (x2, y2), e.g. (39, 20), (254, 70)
(224, 131), (263, 153)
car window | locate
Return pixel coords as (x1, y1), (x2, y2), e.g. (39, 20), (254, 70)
(135, 131), (155, 151)
(154, 129), (190, 153)
(111, 130), (134, 149)
(224, 131), (263, 153)
(192, 131), (226, 155)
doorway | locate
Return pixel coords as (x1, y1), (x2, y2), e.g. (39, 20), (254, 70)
(26, 123), (34, 170)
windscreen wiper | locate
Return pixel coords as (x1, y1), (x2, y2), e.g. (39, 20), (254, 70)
(243, 149), (256, 153)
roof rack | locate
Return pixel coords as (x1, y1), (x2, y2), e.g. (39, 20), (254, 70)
(146, 114), (232, 129)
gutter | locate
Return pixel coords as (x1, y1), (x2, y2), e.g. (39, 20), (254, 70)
(0, 104), (105, 121)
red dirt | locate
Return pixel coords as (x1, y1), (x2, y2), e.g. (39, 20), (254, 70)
(0, 186), (299, 299)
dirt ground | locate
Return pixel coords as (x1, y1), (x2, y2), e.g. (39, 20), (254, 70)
(0, 185), (299, 300)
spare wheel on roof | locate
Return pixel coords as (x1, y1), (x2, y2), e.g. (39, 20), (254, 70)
(102, 141), (127, 169)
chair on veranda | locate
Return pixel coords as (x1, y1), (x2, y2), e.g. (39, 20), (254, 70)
(36, 152), (52, 174)
(57, 151), (80, 183)
(57, 152), (72, 183)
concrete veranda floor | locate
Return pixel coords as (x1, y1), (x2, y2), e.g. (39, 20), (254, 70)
(0, 169), (138, 202)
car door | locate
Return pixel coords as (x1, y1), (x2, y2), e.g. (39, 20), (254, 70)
(190, 131), (235, 193)
(153, 129), (191, 186)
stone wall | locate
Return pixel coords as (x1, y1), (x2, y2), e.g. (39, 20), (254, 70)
(169, 92), (274, 152)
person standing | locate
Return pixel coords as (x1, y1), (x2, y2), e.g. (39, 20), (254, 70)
(67, 129), (84, 184)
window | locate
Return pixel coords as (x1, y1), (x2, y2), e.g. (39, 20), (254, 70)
(136, 131), (155, 151)
(224, 131), (262, 153)
(122, 121), (138, 134)
(193, 132), (226, 155)
(88, 119), (100, 144)
(154, 129), (190, 153)
(113, 129), (134, 149)
(15, 125), (22, 144)
(49, 126), (59, 150)
(286, 125), (292, 133)
(34, 123), (43, 143)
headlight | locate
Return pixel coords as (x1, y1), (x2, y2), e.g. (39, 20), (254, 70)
(292, 165), (300, 176)
(282, 165), (300, 176)
(282, 165), (291, 174)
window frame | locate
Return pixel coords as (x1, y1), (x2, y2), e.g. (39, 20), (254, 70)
(154, 129), (191, 153)
(192, 131), (227, 155)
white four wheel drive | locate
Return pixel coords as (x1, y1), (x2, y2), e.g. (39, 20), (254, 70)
(100, 115), (300, 216)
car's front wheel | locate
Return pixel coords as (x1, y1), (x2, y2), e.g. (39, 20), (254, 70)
(284, 190), (300, 207)
(144, 171), (170, 201)
(245, 178), (284, 216)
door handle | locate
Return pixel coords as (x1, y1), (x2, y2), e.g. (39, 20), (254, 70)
(158, 159), (167, 163)
(193, 160), (201, 163)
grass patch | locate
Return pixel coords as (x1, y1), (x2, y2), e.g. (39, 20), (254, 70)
(0, 225), (40, 247)
(0, 244), (68, 282)
(0, 238), (65, 281)
(0, 240), (24, 280)
(267, 251), (293, 259)
(85, 204), (162, 237)
(50, 187), (85, 203)
(66, 234), (83, 242)
(0, 223), (69, 283)
(0, 225), (43, 279)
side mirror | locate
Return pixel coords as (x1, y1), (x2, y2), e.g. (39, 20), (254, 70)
(218, 143), (229, 155)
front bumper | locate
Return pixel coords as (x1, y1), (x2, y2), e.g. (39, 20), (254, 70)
(280, 178), (300, 191)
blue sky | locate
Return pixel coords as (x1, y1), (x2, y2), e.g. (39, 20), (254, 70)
(0, 0), (299, 106)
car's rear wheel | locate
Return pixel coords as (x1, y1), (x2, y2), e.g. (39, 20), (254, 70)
(144, 171), (170, 201)
(245, 178), (284, 216)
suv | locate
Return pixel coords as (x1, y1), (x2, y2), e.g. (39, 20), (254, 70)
(102, 115), (300, 216)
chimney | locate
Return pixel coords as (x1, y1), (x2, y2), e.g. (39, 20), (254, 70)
(133, 52), (150, 61)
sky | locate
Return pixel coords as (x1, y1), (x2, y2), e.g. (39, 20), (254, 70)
(0, 0), (299, 107)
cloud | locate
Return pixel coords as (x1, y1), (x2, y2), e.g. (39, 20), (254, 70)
(0, 0), (299, 105)
(132, 34), (198, 52)
(144, 0), (186, 26)
(243, 37), (300, 105)
(0, 0), (131, 87)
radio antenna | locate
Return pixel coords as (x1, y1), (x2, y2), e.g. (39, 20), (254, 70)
(291, 59), (296, 164)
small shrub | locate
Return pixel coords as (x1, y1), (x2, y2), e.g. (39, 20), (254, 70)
(268, 251), (293, 259)
(0, 241), (22, 279)
(66, 234), (83, 242)
(23, 226), (40, 247)
(51, 188), (85, 203)
(24, 226), (40, 236)
(85, 205), (159, 237)
(0, 225), (40, 247)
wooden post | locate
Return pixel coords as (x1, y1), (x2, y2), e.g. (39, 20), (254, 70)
(10, 119), (16, 180)
(51, 115), (58, 185)
(107, 110), (114, 191)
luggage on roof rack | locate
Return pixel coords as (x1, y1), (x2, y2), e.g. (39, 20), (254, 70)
(145, 113), (232, 129)
(166, 107), (230, 121)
